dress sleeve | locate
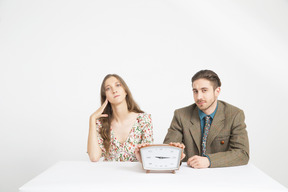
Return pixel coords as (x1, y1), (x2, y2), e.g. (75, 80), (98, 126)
(95, 119), (105, 157)
(141, 114), (154, 144)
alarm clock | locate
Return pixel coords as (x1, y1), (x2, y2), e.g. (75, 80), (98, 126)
(140, 144), (183, 174)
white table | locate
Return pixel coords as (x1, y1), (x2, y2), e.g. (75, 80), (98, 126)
(19, 161), (288, 192)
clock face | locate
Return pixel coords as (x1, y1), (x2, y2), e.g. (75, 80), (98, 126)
(140, 145), (182, 171)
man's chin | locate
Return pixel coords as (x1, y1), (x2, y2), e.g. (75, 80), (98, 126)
(196, 104), (206, 110)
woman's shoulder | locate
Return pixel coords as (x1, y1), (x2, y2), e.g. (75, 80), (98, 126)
(95, 119), (103, 132)
(95, 119), (102, 125)
(136, 112), (152, 123)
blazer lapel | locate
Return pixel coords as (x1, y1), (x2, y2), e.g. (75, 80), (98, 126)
(207, 101), (225, 146)
(189, 108), (202, 153)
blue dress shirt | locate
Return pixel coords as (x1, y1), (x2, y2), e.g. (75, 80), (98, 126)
(198, 104), (218, 137)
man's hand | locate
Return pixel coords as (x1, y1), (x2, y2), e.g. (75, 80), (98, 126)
(187, 155), (210, 168)
(169, 142), (186, 160)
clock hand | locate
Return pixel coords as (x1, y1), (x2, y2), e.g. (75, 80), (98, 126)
(155, 156), (170, 159)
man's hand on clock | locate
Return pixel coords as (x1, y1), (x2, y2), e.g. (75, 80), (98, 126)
(187, 155), (210, 169)
(168, 142), (186, 160)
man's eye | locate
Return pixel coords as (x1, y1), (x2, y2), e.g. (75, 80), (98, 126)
(193, 90), (198, 94)
(203, 90), (207, 92)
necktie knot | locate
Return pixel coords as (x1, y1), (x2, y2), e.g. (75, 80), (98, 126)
(205, 115), (211, 124)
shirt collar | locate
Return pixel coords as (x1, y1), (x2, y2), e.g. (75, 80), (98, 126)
(198, 102), (218, 120)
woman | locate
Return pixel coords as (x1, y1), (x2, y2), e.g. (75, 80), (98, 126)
(87, 74), (153, 162)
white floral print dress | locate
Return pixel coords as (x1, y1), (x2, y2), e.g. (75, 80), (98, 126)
(96, 113), (153, 162)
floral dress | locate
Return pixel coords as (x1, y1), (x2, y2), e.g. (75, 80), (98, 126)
(96, 113), (153, 162)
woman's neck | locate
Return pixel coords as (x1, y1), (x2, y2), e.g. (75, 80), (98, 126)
(111, 102), (130, 123)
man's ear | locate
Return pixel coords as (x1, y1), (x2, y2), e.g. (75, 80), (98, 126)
(215, 87), (221, 97)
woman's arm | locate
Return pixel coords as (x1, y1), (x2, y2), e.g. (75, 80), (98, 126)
(141, 114), (153, 143)
(135, 114), (153, 162)
(87, 100), (108, 162)
(87, 118), (102, 162)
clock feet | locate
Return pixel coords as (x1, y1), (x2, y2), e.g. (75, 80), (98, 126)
(145, 170), (176, 174)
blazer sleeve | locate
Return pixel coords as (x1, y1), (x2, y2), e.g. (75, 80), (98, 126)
(208, 110), (250, 168)
(163, 110), (184, 144)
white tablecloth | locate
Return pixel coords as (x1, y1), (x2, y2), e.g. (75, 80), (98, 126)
(19, 161), (288, 192)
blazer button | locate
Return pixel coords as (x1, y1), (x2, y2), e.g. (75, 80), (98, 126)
(220, 141), (225, 145)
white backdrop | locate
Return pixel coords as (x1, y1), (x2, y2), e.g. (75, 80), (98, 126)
(1, 0), (288, 192)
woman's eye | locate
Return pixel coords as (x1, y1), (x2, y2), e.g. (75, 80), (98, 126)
(116, 83), (121, 87)
(105, 87), (110, 91)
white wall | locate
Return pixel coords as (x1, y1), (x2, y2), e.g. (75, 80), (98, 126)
(1, 0), (288, 191)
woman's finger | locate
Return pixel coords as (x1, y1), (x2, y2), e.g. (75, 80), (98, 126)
(100, 114), (108, 118)
(100, 99), (108, 110)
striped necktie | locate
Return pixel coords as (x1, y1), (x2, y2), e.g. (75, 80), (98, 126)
(201, 115), (211, 156)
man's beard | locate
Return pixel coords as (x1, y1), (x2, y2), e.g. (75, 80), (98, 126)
(198, 97), (217, 111)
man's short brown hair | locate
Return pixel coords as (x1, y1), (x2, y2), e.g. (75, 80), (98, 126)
(191, 70), (221, 89)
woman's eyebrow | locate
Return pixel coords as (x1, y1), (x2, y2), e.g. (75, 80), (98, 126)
(105, 81), (120, 87)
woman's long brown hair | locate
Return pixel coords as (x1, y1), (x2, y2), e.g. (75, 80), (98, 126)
(99, 74), (144, 156)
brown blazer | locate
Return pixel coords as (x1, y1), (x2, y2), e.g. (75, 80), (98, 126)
(163, 100), (249, 168)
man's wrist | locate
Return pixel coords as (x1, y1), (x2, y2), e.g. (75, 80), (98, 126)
(204, 154), (211, 168)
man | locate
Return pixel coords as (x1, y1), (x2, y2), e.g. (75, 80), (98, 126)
(163, 70), (249, 168)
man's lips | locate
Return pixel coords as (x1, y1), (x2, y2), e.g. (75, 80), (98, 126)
(197, 101), (205, 105)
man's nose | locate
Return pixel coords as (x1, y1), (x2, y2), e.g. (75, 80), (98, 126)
(197, 92), (203, 100)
